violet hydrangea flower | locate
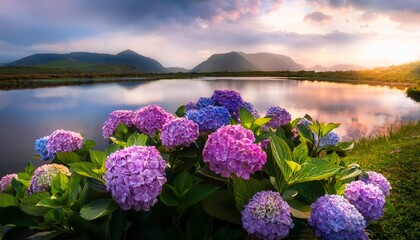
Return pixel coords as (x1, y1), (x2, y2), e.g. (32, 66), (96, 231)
(0, 173), (17, 193)
(185, 101), (197, 112)
(104, 146), (167, 211)
(46, 130), (83, 155)
(308, 194), (368, 240)
(211, 90), (244, 119)
(28, 164), (71, 194)
(186, 105), (230, 132)
(102, 110), (134, 138)
(242, 191), (294, 240)
(319, 132), (340, 147)
(133, 105), (175, 136)
(160, 118), (199, 149)
(360, 171), (391, 197)
(35, 136), (54, 161)
(203, 125), (267, 179)
(264, 106), (291, 129)
(241, 101), (260, 118)
(196, 97), (215, 109)
(344, 181), (386, 222)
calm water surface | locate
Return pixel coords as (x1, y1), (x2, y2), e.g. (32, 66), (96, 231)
(1, 77), (419, 175)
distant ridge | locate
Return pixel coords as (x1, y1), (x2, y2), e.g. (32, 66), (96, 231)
(308, 64), (367, 72)
(166, 67), (190, 73)
(7, 50), (168, 73)
(239, 52), (304, 71)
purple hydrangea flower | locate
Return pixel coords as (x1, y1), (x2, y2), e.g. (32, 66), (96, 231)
(102, 110), (134, 138)
(264, 106), (291, 129)
(28, 164), (71, 194)
(186, 105), (231, 133)
(104, 146), (167, 211)
(319, 132), (340, 147)
(133, 105), (175, 136)
(203, 125), (267, 179)
(360, 171), (392, 197)
(241, 101), (260, 118)
(211, 90), (244, 119)
(297, 118), (312, 127)
(308, 194), (368, 240)
(185, 101), (197, 112)
(242, 191), (294, 239)
(160, 118), (199, 149)
(0, 173), (17, 193)
(35, 136), (54, 161)
(197, 97), (215, 109)
(46, 130), (83, 155)
(344, 181), (386, 222)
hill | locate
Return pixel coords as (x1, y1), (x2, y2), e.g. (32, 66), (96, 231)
(166, 67), (190, 73)
(191, 52), (259, 72)
(7, 50), (167, 73)
(239, 52), (304, 71)
(308, 64), (367, 72)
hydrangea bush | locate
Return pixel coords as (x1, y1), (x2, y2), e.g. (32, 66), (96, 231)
(0, 89), (393, 240)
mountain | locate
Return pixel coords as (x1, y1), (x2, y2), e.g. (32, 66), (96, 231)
(166, 67), (190, 73)
(7, 50), (167, 73)
(239, 52), (304, 71)
(308, 64), (367, 72)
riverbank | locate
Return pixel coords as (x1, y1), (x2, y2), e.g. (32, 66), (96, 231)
(344, 121), (420, 239)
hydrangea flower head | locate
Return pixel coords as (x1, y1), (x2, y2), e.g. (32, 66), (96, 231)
(203, 125), (267, 179)
(160, 118), (199, 149)
(264, 106), (291, 129)
(344, 181), (386, 222)
(297, 118), (312, 127)
(242, 191), (294, 239)
(46, 130), (83, 155)
(319, 132), (340, 147)
(133, 105), (175, 136)
(186, 105), (230, 132)
(197, 97), (215, 109)
(28, 164), (71, 194)
(185, 101), (197, 112)
(104, 146), (167, 211)
(102, 110), (134, 138)
(308, 194), (368, 240)
(360, 171), (391, 197)
(211, 90), (244, 119)
(0, 174), (17, 193)
(241, 101), (260, 118)
(35, 136), (54, 161)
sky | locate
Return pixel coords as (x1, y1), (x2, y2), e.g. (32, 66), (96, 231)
(0, 0), (419, 69)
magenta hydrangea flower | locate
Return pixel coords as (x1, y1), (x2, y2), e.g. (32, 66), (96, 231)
(264, 106), (291, 129)
(242, 191), (294, 240)
(46, 130), (83, 155)
(104, 146), (167, 211)
(308, 194), (368, 240)
(211, 90), (244, 119)
(28, 164), (71, 194)
(344, 181), (386, 222)
(102, 110), (134, 138)
(360, 171), (392, 197)
(203, 125), (267, 179)
(160, 118), (199, 149)
(0, 174), (17, 193)
(133, 105), (175, 136)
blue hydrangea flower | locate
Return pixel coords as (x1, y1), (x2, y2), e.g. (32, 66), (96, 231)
(242, 191), (294, 239)
(264, 106), (291, 129)
(319, 132), (340, 147)
(345, 181), (386, 222)
(360, 171), (391, 197)
(308, 194), (368, 240)
(211, 90), (244, 119)
(185, 101), (197, 112)
(34, 137), (54, 161)
(196, 97), (215, 109)
(241, 101), (260, 118)
(186, 105), (230, 133)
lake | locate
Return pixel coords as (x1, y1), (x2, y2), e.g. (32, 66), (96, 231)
(0, 77), (419, 176)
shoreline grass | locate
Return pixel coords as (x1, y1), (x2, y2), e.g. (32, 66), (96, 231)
(344, 121), (420, 239)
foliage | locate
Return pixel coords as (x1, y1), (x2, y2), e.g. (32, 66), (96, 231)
(0, 90), (394, 239)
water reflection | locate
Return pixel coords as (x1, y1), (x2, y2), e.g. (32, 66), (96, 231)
(0, 77), (419, 175)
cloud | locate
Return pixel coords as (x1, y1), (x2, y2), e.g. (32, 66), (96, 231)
(304, 11), (333, 24)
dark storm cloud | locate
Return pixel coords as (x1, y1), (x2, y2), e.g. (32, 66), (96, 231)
(304, 11), (332, 24)
(307, 0), (420, 13)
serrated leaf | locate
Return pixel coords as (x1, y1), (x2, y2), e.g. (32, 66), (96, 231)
(0, 193), (18, 207)
(322, 123), (340, 137)
(283, 190), (311, 219)
(174, 171), (193, 196)
(69, 162), (104, 182)
(337, 166), (362, 181)
(20, 192), (50, 216)
(251, 117), (271, 131)
(36, 198), (65, 209)
(182, 184), (220, 209)
(239, 107), (254, 129)
(78, 139), (96, 156)
(175, 105), (186, 117)
(56, 152), (82, 164)
(232, 176), (271, 211)
(89, 150), (107, 168)
(290, 159), (342, 185)
(105, 144), (120, 155)
(25, 161), (34, 177)
(298, 125), (314, 144)
(293, 143), (309, 164)
(109, 137), (128, 147)
(202, 190), (241, 225)
(269, 135), (293, 182)
(115, 122), (130, 139)
(127, 133), (148, 146)
(286, 160), (301, 173)
(80, 199), (118, 221)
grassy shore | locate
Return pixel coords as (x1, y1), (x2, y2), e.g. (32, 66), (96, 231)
(344, 121), (420, 239)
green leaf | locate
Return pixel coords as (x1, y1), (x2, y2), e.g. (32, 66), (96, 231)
(78, 139), (96, 156)
(202, 190), (241, 225)
(336, 142), (354, 151)
(36, 198), (65, 209)
(80, 199), (118, 221)
(175, 171), (194, 196)
(186, 206), (209, 240)
(337, 165), (362, 181)
(25, 161), (34, 177)
(20, 192), (50, 216)
(69, 162), (104, 181)
(213, 226), (243, 240)
(283, 190), (311, 219)
(0, 193), (18, 207)
(298, 125), (314, 144)
(109, 137), (128, 148)
(182, 184), (220, 209)
(127, 133), (148, 146)
(51, 172), (69, 197)
(288, 181), (325, 203)
(68, 174), (82, 203)
(115, 122), (130, 139)
(239, 106), (254, 129)
(269, 135), (293, 182)
(105, 144), (121, 155)
(251, 117), (271, 131)
(160, 184), (179, 207)
(175, 105), (186, 117)
(290, 159), (342, 185)
(293, 143), (309, 164)
(56, 152), (82, 164)
(89, 150), (107, 168)
(286, 160), (301, 173)
(0, 206), (37, 226)
(232, 176), (271, 211)
(322, 123), (340, 137)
